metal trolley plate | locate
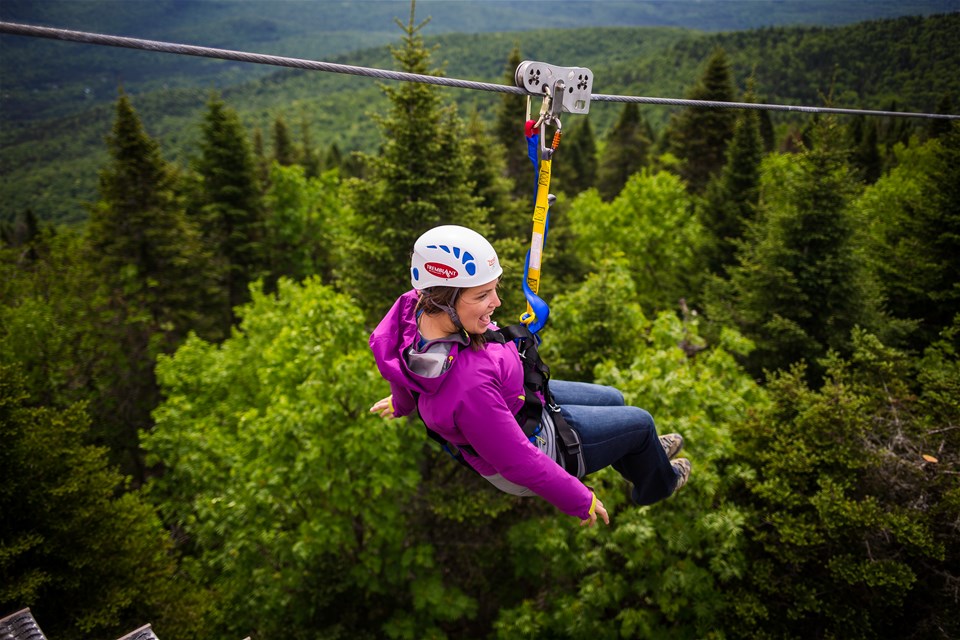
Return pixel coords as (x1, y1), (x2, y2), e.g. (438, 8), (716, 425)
(515, 60), (594, 115)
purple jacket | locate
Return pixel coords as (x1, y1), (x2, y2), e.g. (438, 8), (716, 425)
(369, 290), (593, 519)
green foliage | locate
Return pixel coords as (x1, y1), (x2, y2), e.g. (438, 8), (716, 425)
(463, 110), (527, 244)
(663, 48), (738, 194)
(272, 115), (297, 167)
(552, 117), (598, 197)
(706, 126), (887, 380)
(0, 228), (93, 407)
(83, 93), (219, 479)
(263, 163), (344, 286)
(0, 364), (208, 640)
(495, 312), (767, 639)
(493, 45), (531, 201)
(698, 88), (763, 276)
(2, 9), (960, 639)
(192, 93), (266, 321)
(722, 330), (959, 638)
(858, 124), (960, 351)
(540, 257), (649, 382)
(338, 9), (488, 321)
(7, 14), (960, 225)
(596, 103), (653, 202)
(145, 278), (474, 639)
(566, 170), (702, 314)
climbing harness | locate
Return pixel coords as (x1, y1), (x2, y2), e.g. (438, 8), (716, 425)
(514, 62), (594, 334)
(423, 322), (585, 478)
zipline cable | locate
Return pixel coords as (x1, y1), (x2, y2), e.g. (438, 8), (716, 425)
(1, 21), (958, 121)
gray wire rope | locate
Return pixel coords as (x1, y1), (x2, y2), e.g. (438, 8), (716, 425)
(2, 21), (958, 121)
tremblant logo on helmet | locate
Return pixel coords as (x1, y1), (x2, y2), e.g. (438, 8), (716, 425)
(425, 262), (459, 279)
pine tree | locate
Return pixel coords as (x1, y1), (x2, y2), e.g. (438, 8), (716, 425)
(194, 93), (265, 326)
(664, 48), (737, 193)
(493, 46), (530, 199)
(272, 115), (296, 166)
(927, 95), (955, 140)
(552, 117), (597, 196)
(325, 142), (343, 173)
(252, 127), (271, 187)
(698, 90), (764, 276)
(868, 122), (960, 349)
(846, 115), (882, 183)
(85, 92), (214, 479)
(0, 364), (208, 640)
(299, 112), (322, 178)
(339, 4), (486, 320)
(596, 103), (652, 201)
(464, 110), (526, 241)
(708, 120), (880, 381)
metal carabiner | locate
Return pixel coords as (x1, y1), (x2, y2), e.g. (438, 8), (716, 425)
(534, 85), (552, 131)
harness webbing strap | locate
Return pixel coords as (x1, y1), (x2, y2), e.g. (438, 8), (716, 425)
(421, 324), (583, 478)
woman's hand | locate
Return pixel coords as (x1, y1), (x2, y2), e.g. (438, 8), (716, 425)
(369, 395), (396, 419)
(580, 494), (610, 527)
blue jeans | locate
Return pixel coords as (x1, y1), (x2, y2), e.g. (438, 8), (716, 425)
(550, 380), (678, 505)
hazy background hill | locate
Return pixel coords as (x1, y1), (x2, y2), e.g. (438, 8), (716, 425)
(2, 0), (956, 122)
(1, 0), (958, 224)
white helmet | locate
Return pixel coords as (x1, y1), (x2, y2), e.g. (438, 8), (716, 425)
(410, 225), (502, 290)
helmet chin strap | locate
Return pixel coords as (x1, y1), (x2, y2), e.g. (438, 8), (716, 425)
(435, 302), (464, 333)
(416, 294), (464, 338)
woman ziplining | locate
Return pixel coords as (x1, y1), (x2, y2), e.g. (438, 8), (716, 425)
(368, 225), (691, 527)
(368, 80), (690, 526)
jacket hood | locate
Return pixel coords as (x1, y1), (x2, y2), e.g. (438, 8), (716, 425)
(370, 289), (459, 396)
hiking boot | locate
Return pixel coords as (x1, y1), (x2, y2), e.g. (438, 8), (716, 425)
(671, 458), (691, 494)
(659, 433), (684, 459)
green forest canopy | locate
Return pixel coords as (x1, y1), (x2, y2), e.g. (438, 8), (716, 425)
(2, 5), (959, 636)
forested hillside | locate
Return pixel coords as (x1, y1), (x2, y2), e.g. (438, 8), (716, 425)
(2, 4), (959, 639)
(2, 11), (959, 225)
(2, 0), (953, 123)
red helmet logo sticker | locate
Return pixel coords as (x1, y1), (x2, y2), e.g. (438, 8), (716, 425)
(425, 262), (459, 279)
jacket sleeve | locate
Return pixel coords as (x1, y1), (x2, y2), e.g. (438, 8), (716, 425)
(389, 381), (416, 418)
(455, 368), (594, 519)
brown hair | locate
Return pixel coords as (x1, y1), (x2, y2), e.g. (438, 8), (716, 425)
(416, 286), (488, 349)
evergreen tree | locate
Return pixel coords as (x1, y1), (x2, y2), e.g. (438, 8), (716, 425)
(272, 115), (296, 166)
(552, 117), (598, 196)
(846, 115), (882, 183)
(861, 123), (960, 350)
(698, 91), (764, 276)
(299, 112), (322, 178)
(596, 103), (652, 201)
(926, 94), (955, 140)
(0, 364), (208, 640)
(492, 46), (530, 199)
(464, 110), (527, 240)
(758, 105), (776, 153)
(84, 92), (214, 479)
(724, 331), (959, 638)
(325, 142), (343, 173)
(338, 5), (486, 320)
(707, 122), (882, 381)
(252, 127), (271, 187)
(664, 48), (737, 193)
(194, 93), (265, 327)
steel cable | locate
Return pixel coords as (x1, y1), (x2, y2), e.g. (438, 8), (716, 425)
(1, 21), (958, 121)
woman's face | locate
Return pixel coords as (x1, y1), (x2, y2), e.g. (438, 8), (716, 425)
(455, 278), (502, 335)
